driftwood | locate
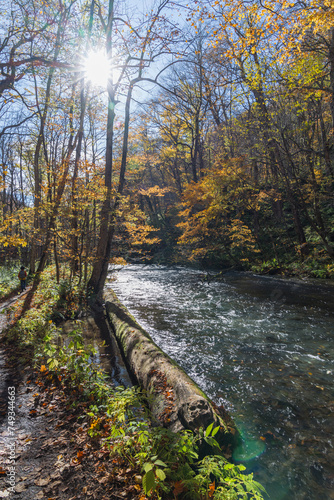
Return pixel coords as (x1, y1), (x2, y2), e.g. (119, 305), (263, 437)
(104, 289), (237, 449)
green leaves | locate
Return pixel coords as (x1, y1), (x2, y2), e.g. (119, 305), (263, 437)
(142, 457), (168, 496)
(194, 454), (267, 500)
(143, 468), (156, 496)
(155, 468), (166, 481)
(197, 422), (222, 451)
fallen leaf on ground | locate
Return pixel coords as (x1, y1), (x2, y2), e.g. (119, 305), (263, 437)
(15, 483), (27, 493)
(35, 477), (50, 486)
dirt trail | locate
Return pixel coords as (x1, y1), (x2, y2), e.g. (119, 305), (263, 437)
(0, 295), (138, 500)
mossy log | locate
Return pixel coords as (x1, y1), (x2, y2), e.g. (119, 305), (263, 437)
(104, 289), (238, 449)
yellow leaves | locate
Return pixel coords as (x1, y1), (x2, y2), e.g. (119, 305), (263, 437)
(313, 168), (323, 185)
(201, 0), (334, 77)
(0, 235), (28, 248)
(139, 185), (170, 197)
(176, 158), (262, 262)
(124, 219), (161, 247)
(116, 196), (161, 251)
(228, 218), (260, 254)
(110, 256), (128, 265)
(255, 189), (281, 210)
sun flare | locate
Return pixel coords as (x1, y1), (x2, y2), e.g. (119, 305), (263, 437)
(83, 49), (111, 88)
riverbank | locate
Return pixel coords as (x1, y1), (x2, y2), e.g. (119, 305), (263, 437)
(210, 270), (334, 312)
(0, 298), (137, 498)
(0, 267), (266, 500)
(0, 292), (146, 499)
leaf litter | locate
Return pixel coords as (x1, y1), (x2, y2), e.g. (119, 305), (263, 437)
(0, 336), (146, 500)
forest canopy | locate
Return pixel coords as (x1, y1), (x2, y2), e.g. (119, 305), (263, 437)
(1, 0), (334, 288)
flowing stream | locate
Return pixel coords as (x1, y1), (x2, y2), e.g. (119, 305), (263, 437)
(108, 264), (334, 500)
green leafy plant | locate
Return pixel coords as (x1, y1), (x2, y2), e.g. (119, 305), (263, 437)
(0, 265), (20, 298)
(142, 456), (168, 497)
(190, 455), (266, 500)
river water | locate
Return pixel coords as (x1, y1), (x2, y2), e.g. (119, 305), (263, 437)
(108, 264), (334, 500)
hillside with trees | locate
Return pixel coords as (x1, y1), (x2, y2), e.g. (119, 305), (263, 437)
(1, 0), (334, 294)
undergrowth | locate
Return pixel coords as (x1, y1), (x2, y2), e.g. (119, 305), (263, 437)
(0, 265), (20, 298)
(4, 267), (266, 500)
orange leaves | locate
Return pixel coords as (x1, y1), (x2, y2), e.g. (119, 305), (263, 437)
(77, 450), (84, 460)
(176, 156), (263, 263)
(208, 480), (216, 497)
(173, 480), (185, 496)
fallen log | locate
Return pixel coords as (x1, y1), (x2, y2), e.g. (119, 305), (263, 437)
(104, 289), (238, 450)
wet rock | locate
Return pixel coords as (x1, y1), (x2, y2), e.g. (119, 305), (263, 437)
(310, 462), (325, 485)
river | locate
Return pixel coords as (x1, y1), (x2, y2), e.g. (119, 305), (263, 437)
(108, 264), (334, 500)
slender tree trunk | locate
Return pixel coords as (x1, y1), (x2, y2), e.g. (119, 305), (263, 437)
(54, 235), (60, 284)
(318, 100), (334, 178)
(29, 20), (63, 274)
(71, 78), (87, 273)
(328, 27), (334, 173)
(87, 0), (170, 299)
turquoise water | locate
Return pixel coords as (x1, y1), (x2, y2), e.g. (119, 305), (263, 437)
(109, 265), (334, 500)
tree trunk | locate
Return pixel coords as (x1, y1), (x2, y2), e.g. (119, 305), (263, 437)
(29, 19), (63, 274)
(87, 82), (134, 298)
(104, 288), (237, 449)
(71, 78), (87, 273)
(328, 27), (334, 173)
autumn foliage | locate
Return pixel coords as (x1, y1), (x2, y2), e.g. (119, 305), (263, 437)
(0, 0), (333, 278)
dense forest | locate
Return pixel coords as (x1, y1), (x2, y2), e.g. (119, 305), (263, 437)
(1, 3), (334, 499)
(1, 0), (334, 290)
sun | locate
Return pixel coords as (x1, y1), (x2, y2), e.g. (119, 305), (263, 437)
(83, 49), (111, 88)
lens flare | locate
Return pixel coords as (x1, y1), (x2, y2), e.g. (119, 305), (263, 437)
(83, 49), (111, 88)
